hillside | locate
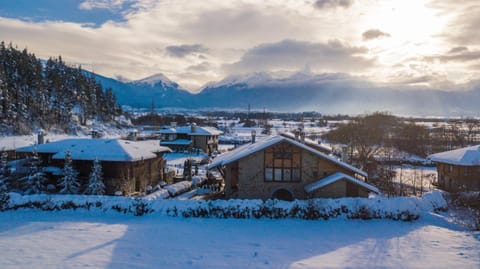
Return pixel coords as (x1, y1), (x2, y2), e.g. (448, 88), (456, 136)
(0, 43), (121, 134)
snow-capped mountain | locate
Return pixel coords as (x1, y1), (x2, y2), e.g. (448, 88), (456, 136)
(88, 71), (194, 109)
(90, 70), (480, 116)
(132, 73), (178, 88)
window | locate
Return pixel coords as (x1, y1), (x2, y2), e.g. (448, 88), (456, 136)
(264, 142), (301, 182)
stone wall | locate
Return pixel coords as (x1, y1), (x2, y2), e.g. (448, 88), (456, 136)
(224, 146), (362, 200)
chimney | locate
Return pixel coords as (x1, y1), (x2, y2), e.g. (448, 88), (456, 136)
(37, 130), (45, 145)
(300, 130), (305, 143)
(251, 130), (256, 143)
(129, 129), (138, 141)
(191, 123), (197, 133)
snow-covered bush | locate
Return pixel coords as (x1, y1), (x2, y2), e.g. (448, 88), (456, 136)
(0, 191), (448, 221)
(131, 197), (152, 216)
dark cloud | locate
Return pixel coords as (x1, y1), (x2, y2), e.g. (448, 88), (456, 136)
(423, 47), (480, 63)
(362, 29), (391, 41)
(430, 1), (480, 45)
(186, 62), (212, 72)
(313, 0), (353, 9)
(165, 44), (208, 58)
(224, 39), (374, 74)
(393, 75), (437, 85)
(448, 46), (468, 54)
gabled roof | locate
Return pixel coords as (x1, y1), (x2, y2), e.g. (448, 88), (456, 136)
(304, 172), (379, 194)
(428, 145), (480, 166)
(280, 132), (332, 153)
(209, 135), (367, 177)
(158, 126), (222, 136)
(16, 139), (171, 162)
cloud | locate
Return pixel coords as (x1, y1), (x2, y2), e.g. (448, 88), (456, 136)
(165, 44), (208, 58)
(313, 0), (353, 9)
(430, 0), (480, 45)
(448, 46), (468, 54)
(79, 0), (133, 11)
(362, 29), (391, 41)
(423, 47), (480, 63)
(224, 39), (374, 74)
(186, 62), (212, 72)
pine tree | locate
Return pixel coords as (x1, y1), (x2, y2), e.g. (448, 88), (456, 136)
(0, 151), (8, 194)
(84, 158), (105, 195)
(0, 150), (8, 209)
(58, 150), (80, 194)
(22, 148), (48, 194)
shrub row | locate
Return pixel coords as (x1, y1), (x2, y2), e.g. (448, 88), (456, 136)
(0, 191), (448, 221)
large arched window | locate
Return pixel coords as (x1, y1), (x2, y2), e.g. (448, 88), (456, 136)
(264, 142), (301, 182)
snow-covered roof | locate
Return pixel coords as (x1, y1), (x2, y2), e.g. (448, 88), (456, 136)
(428, 145), (480, 166)
(16, 139), (171, 162)
(0, 135), (38, 151)
(160, 139), (192, 145)
(209, 135), (367, 177)
(280, 132), (332, 153)
(158, 126), (222, 136)
(304, 172), (379, 194)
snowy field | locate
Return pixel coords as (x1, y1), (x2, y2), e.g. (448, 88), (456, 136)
(0, 210), (479, 269)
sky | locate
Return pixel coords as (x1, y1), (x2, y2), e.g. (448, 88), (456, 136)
(0, 0), (479, 91)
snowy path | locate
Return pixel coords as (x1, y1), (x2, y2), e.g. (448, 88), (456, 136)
(0, 211), (479, 269)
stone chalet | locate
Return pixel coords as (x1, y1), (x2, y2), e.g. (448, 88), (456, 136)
(158, 124), (222, 154)
(429, 145), (480, 192)
(16, 139), (171, 195)
(209, 135), (379, 200)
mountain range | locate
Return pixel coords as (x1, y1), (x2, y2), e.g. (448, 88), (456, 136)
(90, 70), (480, 117)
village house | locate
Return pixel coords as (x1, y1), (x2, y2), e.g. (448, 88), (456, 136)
(16, 138), (171, 195)
(429, 145), (480, 192)
(158, 124), (222, 154)
(209, 135), (378, 200)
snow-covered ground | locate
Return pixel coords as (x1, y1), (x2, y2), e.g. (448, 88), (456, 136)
(0, 210), (478, 269)
(163, 152), (210, 177)
(393, 165), (438, 193)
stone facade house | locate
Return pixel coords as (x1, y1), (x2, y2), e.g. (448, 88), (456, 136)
(158, 124), (222, 154)
(209, 136), (378, 200)
(429, 145), (480, 192)
(16, 139), (171, 195)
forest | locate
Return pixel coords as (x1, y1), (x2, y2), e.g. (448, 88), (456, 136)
(0, 42), (121, 134)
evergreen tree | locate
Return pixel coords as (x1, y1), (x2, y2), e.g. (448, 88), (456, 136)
(58, 150), (80, 194)
(22, 148), (48, 194)
(0, 151), (8, 193)
(84, 158), (105, 195)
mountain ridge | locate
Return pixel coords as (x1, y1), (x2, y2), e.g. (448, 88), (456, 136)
(87, 70), (480, 116)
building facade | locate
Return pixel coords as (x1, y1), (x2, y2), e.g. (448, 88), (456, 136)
(16, 139), (171, 195)
(158, 124), (222, 154)
(209, 136), (378, 200)
(429, 145), (480, 192)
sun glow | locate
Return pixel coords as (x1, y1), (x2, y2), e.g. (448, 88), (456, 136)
(360, 1), (450, 61)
